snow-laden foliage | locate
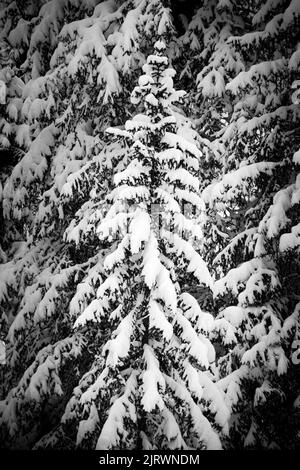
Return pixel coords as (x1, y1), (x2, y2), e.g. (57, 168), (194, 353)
(1, 0), (300, 451)
(0, 0), (193, 449)
(0, 2), (228, 445)
(191, 0), (300, 449)
(0, 0), (176, 344)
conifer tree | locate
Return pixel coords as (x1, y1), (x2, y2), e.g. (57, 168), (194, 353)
(200, 0), (300, 449)
(0, 3), (229, 449)
(54, 39), (228, 450)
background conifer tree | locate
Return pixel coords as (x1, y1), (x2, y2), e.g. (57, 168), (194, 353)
(199, 0), (300, 449)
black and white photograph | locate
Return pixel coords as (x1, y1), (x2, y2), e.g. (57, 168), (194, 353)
(0, 0), (299, 455)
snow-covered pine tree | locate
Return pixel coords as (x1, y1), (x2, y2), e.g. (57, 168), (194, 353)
(201, 0), (300, 449)
(57, 39), (229, 450)
(0, 1), (228, 450)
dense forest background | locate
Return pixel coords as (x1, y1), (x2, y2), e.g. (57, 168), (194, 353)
(0, 0), (300, 450)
